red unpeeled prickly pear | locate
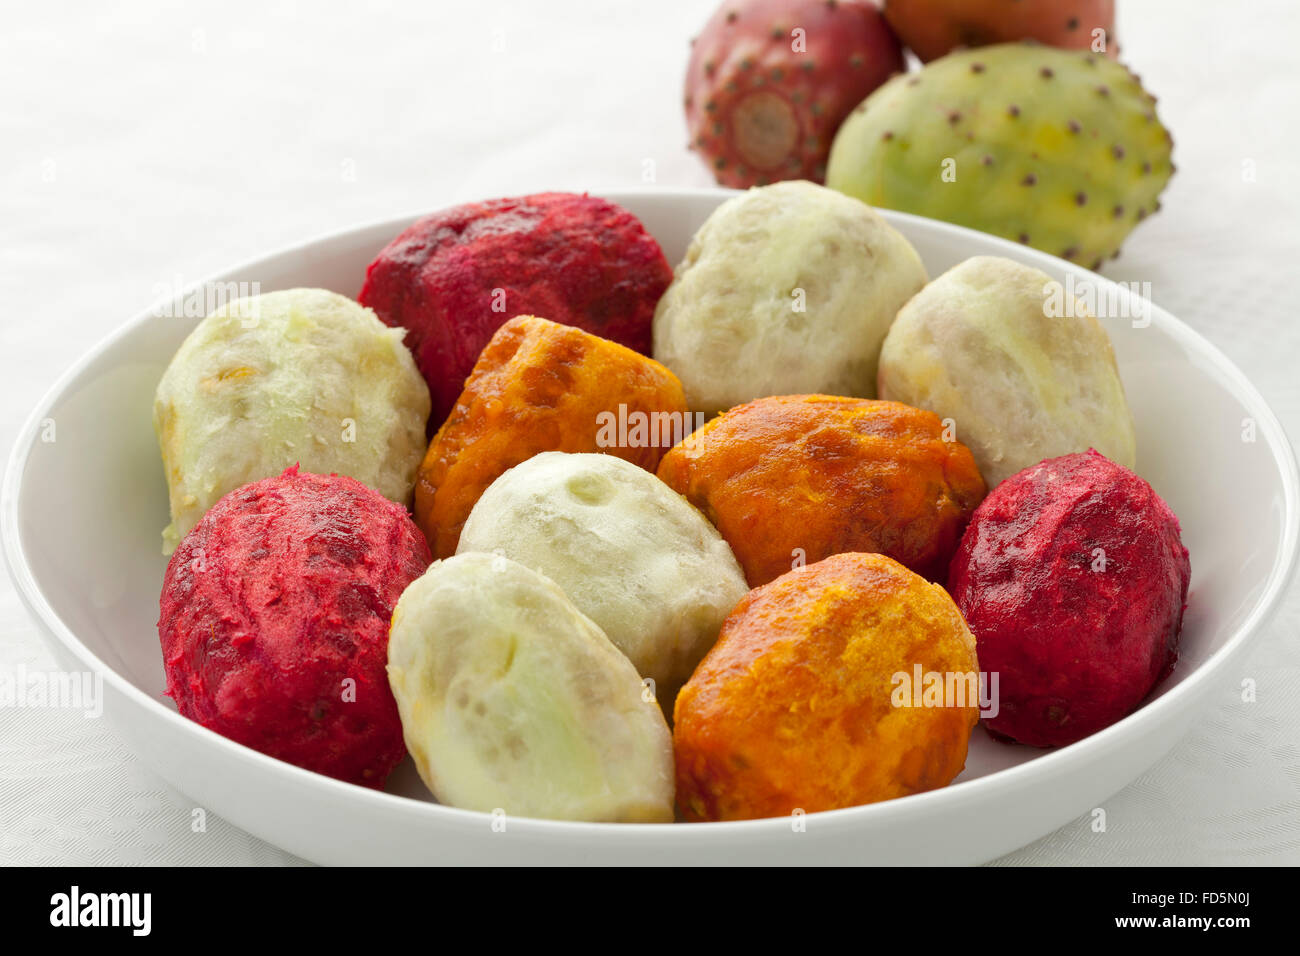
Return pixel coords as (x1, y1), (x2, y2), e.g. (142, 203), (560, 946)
(685, 0), (904, 187)
(883, 0), (1117, 63)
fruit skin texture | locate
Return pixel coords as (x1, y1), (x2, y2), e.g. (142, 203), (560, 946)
(157, 466), (432, 788)
(685, 0), (904, 187)
(948, 450), (1191, 748)
(387, 552), (675, 822)
(153, 288), (430, 555)
(457, 452), (748, 708)
(878, 255), (1136, 487)
(359, 192), (672, 424)
(656, 395), (986, 587)
(415, 315), (688, 559)
(883, 0), (1116, 63)
(674, 551), (980, 821)
(827, 44), (1174, 269)
(652, 181), (927, 414)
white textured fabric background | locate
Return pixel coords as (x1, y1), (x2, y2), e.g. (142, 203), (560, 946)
(2, 0), (1297, 866)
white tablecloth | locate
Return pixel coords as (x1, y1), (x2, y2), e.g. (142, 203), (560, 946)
(3, 0), (1297, 866)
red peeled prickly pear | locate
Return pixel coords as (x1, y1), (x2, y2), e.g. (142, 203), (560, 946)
(684, 0), (904, 187)
(883, 0), (1117, 63)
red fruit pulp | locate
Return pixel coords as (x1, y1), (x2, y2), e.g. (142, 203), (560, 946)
(158, 466), (431, 788)
(359, 192), (672, 426)
(948, 450), (1190, 748)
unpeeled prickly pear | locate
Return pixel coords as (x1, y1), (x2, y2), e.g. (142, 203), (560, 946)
(883, 0), (1116, 62)
(685, 0), (904, 187)
(826, 44), (1173, 268)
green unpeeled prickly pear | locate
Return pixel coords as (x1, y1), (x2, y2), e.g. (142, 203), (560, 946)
(826, 43), (1173, 269)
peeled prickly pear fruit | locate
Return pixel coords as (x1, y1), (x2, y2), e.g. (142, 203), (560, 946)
(883, 0), (1116, 63)
(458, 452), (749, 708)
(386, 552), (675, 822)
(652, 181), (927, 414)
(827, 44), (1173, 269)
(878, 256), (1136, 487)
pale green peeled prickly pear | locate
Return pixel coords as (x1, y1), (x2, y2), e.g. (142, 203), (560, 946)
(878, 256), (1136, 487)
(458, 452), (748, 708)
(387, 552), (675, 822)
(827, 43), (1173, 268)
(653, 180), (927, 414)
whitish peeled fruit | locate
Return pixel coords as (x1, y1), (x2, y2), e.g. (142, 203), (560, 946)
(877, 256), (1136, 487)
(458, 452), (748, 704)
(652, 180), (927, 414)
(386, 552), (675, 822)
(153, 288), (430, 553)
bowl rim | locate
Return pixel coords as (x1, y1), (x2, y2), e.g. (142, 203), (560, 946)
(4, 186), (1298, 842)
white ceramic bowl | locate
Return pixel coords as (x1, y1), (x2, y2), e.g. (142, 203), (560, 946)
(5, 188), (1297, 865)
